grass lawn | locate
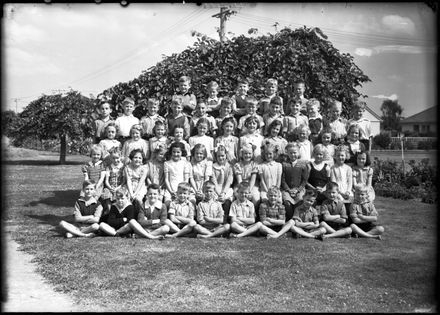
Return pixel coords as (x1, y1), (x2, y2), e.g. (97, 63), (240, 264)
(2, 147), (438, 312)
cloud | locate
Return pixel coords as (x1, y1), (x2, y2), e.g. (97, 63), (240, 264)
(355, 45), (434, 56)
(371, 94), (399, 101)
(382, 15), (416, 36)
(354, 48), (373, 57)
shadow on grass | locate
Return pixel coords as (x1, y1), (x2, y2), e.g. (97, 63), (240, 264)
(2, 160), (85, 166)
(27, 190), (80, 208)
(26, 213), (72, 228)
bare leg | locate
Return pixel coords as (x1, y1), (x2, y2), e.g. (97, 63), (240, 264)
(194, 224), (214, 238)
(129, 219), (164, 239)
(150, 225), (170, 236)
(209, 224), (230, 238)
(308, 227), (327, 237)
(291, 225), (320, 238)
(267, 220), (294, 239)
(320, 221), (336, 234)
(258, 224), (278, 236)
(236, 222), (262, 238)
(229, 222), (247, 235)
(59, 221), (96, 238)
(99, 222), (117, 236)
(115, 223), (132, 236)
(164, 219), (180, 233)
(166, 220), (196, 238)
(322, 227), (352, 239)
(350, 224), (383, 239)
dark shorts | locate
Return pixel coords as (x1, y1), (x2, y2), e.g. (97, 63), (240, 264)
(354, 222), (377, 232)
(326, 221), (350, 230)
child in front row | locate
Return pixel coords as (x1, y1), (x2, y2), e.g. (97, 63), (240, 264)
(59, 180), (102, 238)
(267, 189), (326, 240)
(319, 182), (353, 239)
(195, 181), (231, 238)
(229, 181), (256, 238)
(349, 184), (384, 239)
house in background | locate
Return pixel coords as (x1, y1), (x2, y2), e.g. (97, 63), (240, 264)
(364, 105), (382, 136)
(400, 106), (437, 136)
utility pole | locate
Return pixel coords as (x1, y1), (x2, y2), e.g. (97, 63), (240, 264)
(13, 98), (18, 113)
(212, 6), (236, 43)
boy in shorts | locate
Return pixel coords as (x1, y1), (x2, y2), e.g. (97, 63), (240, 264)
(165, 182), (197, 238)
(266, 189), (326, 240)
(229, 181), (257, 238)
(195, 181), (231, 238)
(350, 184), (384, 239)
(59, 180), (102, 238)
(319, 182), (353, 239)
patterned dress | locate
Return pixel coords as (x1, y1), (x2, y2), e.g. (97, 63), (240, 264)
(124, 164), (148, 200)
(101, 162), (125, 201)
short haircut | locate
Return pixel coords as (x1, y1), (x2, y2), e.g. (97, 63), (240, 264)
(267, 120), (283, 135)
(304, 189), (318, 199)
(147, 98), (159, 107)
(334, 144), (349, 158)
(191, 143), (207, 160)
(294, 80), (305, 86)
(207, 81), (219, 89)
(179, 76), (191, 84)
(202, 180), (216, 191)
(244, 115), (261, 129)
(177, 182), (192, 192)
(104, 122), (117, 134)
(347, 123), (361, 135)
(171, 96), (183, 106)
(196, 101), (207, 109)
(306, 98), (320, 109)
(115, 186), (129, 197)
(109, 147), (121, 157)
(354, 150), (371, 166)
(237, 181), (250, 191)
(147, 183), (161, 192)
(285, 142), (300, 153)
(220, 97), (233, 108)
(90, 144), (103, 157)
(330, 99), (342, 110)
(263, 143), (279, 161)
(266, 78), (278, 86)
(267, 185), (280, 196)
(237, 79), (249, 86)
(354, 183), (368, 194)
(129, 149), (146, 163)
(326, 181), (339, 191)
(196, 117), (210, 128)
(168, 141), (187, 157)
(270, 96), (283, 106)
(152, 120), (166, 136)
(352, 100), (366, 111)
(82, 179), (96, 189)
(129, 124), (143, 136)
(288, 96), (302, 106)
(312, 144), (328, 157)
(122, 97), (135, 107)
(100, 102), (112, 109)
(295, 124), (311, 136)
(245, 96), (258, 107)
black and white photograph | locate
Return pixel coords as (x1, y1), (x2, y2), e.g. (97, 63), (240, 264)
(2, 2), (437, 312)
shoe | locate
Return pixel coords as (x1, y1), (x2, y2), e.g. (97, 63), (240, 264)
(315, 234), (324, 241)
(65, 232), (74, 239)
(229, 233), (238, 238)
(84, 233), (96, 238)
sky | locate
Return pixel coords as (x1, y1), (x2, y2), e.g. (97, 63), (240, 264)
(2, 2), (437, 118)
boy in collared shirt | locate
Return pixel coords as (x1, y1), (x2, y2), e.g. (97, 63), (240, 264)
(205, 81), (222, 116)
(128, 184), (170, 239)
(175, 75), (197, 116)
(258, 78), (284, 116)
(324, 100), (347, 145)
(292, 80), (308, 115)
(93, 102), (114, 144)
(319, 182), (353, 239)
(349, 184), (384, 239)
(263, 96), (284, 136)
(190, 101), (218, 137)
(231, 79), (249, 120)
(258, 186), (286, 238)
(347, 100), (373, 153)
(165, 182), (197, 238)
(237, 97), (265, 136)
(307, 98), (323, 145)
(195, 181), (231, 238)
(282, 97), (309, 142)
(266, 189), (326, 239)
(229, 181), (257, 238)
(115, 97), (140, 146)
(140, 98), (166, 140)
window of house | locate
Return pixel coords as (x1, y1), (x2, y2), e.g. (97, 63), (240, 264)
(414, 125), (419, 132)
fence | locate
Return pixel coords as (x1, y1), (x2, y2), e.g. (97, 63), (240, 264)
(390, 137), (436, 150)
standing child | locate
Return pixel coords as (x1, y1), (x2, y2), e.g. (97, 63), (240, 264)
(237, 96), (265, 136)
(263, 96), (284, 136)
(139, 98), (166, 140)
(352, 151), (375, 202)
(99, 186), (136, 237)
(231, 79), (250, 119)
(189, 144), (213, 204)
(281, 143), (309, 220)
(163, 142), (192, 205)
(259, 78), (283, 116)
(319, 127), (336, 166)
(190, 101), (217, 137)
(344, 124), (366, 166)
(292, 80), (308, 115)
(58, 180), (102, 238)
(324, 100), (347, 145)
(330, 145), (353, 208)
(295, 125), (314, 161)
(233, 144), (260, 208)
(121, 124), (149, 164)
(81, 145), (106, 199)
(215, 97), (237, 132)
(282, 97), (309, 142)
(195, 181), (231, 238)
(168, 126), (191, 161)
(175, 75), (197, 116)
(263, 120), (288, 159)
(259, 144), (282, 202)
(214, 117), (239, 164)
(306, 144), (331, 205)
(98, 122), (121, 166)
(189, 118), (215, 161)
(148, 120), (168, 159)
(205, 81), (222, 116)
(239, 116), (265, 163)
(266, 189), (326, 240)
(146, 145), (167, 201)
(212, 145), (234, 221)
(229, 181), (257, 238)
(100, 149), (125, 222)
(306, 98), (323, 145)
(350, 184), (384, 239)
(93, 102), (113, 144)
(115, 97), (139, 146)
(165, 182), (198, 238)
(128, 183), (170, 239)
(166, 97), (191, 141)
(347, 100), (373, 152)
(124, 149), (148, 205)
(319, 182), (353, 239)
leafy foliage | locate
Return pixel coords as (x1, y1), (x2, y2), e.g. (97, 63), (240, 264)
(1, 110), (19, 137)
(98, 26), (370, 118)
(372, 132), (392, 149)
(380, 99), (403, 132)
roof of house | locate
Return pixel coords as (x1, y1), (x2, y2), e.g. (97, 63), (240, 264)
(365, 105), (382, 121)
(400, 106), (437, 124)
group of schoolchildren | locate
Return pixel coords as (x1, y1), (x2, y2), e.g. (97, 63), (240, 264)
(58, 76), (384, 241)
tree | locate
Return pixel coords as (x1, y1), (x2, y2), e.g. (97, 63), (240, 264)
(11, 90), (95, 164)
(1, 110), (19, 137)
(380, 99), (403, 132)
(98, 26), (370, 119)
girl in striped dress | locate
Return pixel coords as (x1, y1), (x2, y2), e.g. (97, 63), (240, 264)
(81, 144), (105, 198)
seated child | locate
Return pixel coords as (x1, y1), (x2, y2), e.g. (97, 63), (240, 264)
(128, 183), (170, 239)
(266, 189), (326, 240)
(258, 186), (287, 238)
(195, 181), (231, 238)
(165, 182), (198, 238)
(319, 182), (353, 239)
(349, 184), (384, 239)
(99, 186), (137, 237)
(229, 181), (257, 238)
(59, 180), (102, 238)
